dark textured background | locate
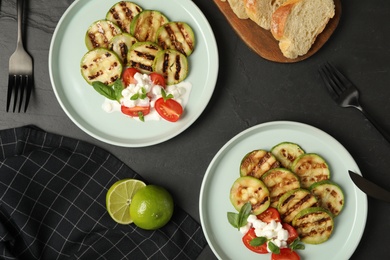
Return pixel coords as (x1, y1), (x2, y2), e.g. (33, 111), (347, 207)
(1, 0), (389, 259)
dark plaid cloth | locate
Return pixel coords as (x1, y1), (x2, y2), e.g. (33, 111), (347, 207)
(0, 126), (207, 259)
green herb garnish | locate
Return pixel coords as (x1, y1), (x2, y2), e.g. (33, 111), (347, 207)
(268, 241), (280, 254)
(113, 79), (124, 102)
(161, 88), (174, 102)
(92, 81), (116, 100)
(92, 79), (124, 103)
(131, 87), (147, 100)
(249, 237), (267, 247)
(290, 238), (305, 251)
(138, 111), (145, 122)
(227, 202), (251, 230)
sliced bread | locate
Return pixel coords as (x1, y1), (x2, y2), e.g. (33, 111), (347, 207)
(226, 0), (249, 19)
(270, 0), (335, 59)
(243, 0), (287, 30)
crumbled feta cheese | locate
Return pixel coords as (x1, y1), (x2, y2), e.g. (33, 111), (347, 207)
(247, 214), (257, 224)
(239, 222), (251, 235)
(253, 219), (267, 230)
(243, 214), (290, 253)
(101, 72), (192, 121)
(277, 229), (289, 241)
(102, 102), (113, 113)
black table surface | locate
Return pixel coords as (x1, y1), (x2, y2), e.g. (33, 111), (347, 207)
(1, 0), (389, 259)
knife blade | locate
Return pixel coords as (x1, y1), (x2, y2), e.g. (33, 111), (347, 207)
(349, 170), (390, 203)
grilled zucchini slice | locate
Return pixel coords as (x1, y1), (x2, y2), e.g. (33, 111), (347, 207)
(85, 20), (122, 50)
(80, 48), (122, 86)
(271, 142), (305, 169)
(156, 21), (195, 56)
(230, 176), (270, 215)
(130, 10), (169, 42)
(261, 168), (301, 208)
(240, 150), (281, 179)
(291, 153), (331, 189)
(292, 207), (334, 244)
(278, 188), (318, 223)
(106, 1), (142, 33)
(152, 49), (188, 85)
(128, 41), (162, 74)
(310, 180), (345, 217)
(109, 33), (138, 65)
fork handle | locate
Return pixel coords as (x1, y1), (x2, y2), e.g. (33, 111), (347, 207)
(357, 107), (390, 144)
(17, 0), (24, 48)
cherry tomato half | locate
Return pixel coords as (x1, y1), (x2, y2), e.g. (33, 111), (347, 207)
(155, 98), (183, 122)
(271, 248), (300, 260)
(257, 207), (281, 223)
(122, 68), (140, 86)
(282, 223), (299, 244)
(150, 72), (166, 88)
(242, 228), (268, 254)
(121, 105), (150, 117)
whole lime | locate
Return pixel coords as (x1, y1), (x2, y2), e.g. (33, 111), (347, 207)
(129, 185), (174, 230)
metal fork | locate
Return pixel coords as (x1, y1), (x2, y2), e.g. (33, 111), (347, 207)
(6, 0), (33, 112)
(319, 62), (390, 144)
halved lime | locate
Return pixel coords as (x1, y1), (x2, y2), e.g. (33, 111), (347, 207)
(106, 179), (146, 224)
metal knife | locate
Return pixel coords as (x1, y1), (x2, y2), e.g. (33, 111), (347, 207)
(349, 170), (390, 203)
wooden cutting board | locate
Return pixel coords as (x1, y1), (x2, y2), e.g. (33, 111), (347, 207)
(213, 0), (341, 63)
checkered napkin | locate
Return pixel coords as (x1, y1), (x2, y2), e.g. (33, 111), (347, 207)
(0, 126), (207, 259)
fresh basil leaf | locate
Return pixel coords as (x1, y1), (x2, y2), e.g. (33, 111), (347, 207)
(131, 93), (139, 100)
(92, 81), (116, 100)
(249, 237), (267, 247)
(161, 88), (174, 101)
(268, 241), (280, 254)
(113, 79), (124, 102)
(293, 244), (305, 250)
(138, 111), (145, 122)
(290, 238), (305, 250)
(140, 87), (147, 99)
(237, 202), (251, 227)
(227, 202), (252, 230)
(227, 212), (239, 228)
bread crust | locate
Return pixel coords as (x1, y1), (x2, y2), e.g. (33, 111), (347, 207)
(243, 0), (287, 30)
(270, 1), (298, 40)
(227, 0), (249, 19)
(270, 0), (335, 58)
(224, 0), (335, 59)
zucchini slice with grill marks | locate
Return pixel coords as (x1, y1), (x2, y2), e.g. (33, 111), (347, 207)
(152, 49), (188, 85)
(106, 1), (143, 33)
(109, 33), (138, 65)
(85, 20), (122, 50)
(292, 207), (334, 244)
(277, 188), (318, 223)
(128, 41), (162, 74)
(261, 168), (301, 208)
(292, 153), (331, 189)
(240, 150), (281, 179)
(230, 176), (270, 215)
(130, 10), (169, 42)
(271, 142), (305, 169)
(80, 48), (122, 86)
(156, 21), (195, 56)
(310, 180), (345, 217)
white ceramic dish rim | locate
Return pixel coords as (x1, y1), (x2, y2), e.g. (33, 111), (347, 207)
(199, 121), (367, 260)
(48, 0), (219, 147)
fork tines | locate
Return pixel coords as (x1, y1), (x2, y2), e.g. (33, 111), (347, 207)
(319, 62), (353, 100)
(6, 74), (33, 113)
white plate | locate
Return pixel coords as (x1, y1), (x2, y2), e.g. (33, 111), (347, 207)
(49, 0), (218, 147)
(199, 121), (367, 260)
